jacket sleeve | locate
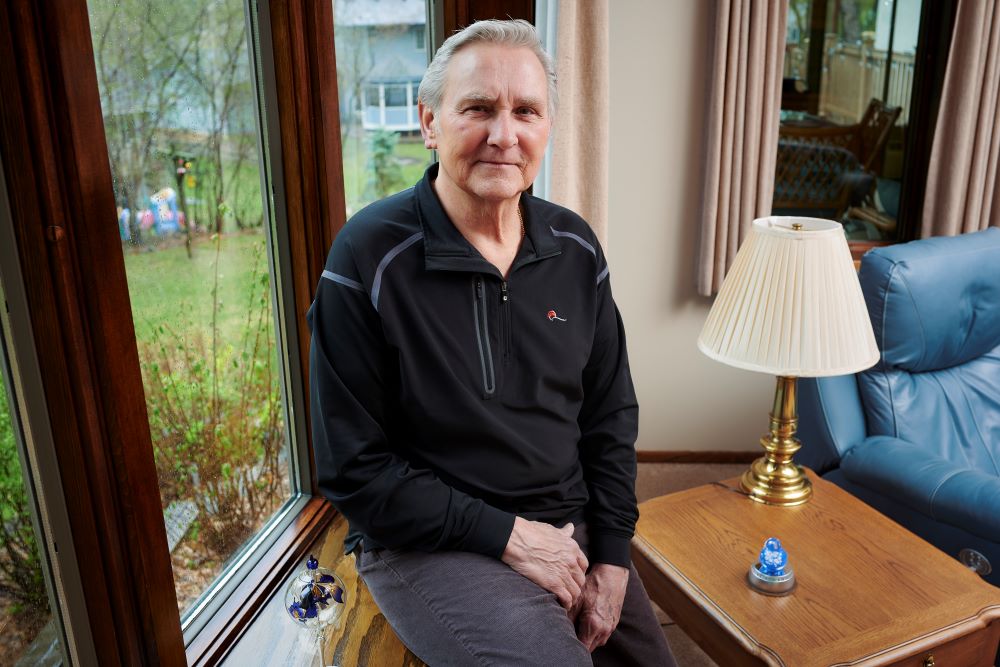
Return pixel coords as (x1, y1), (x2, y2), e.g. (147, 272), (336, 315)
(577, 267), (640, 569)
(308, 239), (515, 557)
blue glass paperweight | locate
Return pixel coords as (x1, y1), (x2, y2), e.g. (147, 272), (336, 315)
(285, 554), (347, 666)
(759, 537), (788, 576)
(748, 537), (796, 595)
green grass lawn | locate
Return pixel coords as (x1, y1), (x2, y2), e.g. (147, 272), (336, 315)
(124, 231), (271, 347)
(126, 128), (433, 344)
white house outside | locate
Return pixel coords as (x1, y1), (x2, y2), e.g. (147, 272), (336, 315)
(335, 0), (427, 132)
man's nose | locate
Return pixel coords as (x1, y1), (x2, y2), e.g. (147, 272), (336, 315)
(487, 113), (518, 150)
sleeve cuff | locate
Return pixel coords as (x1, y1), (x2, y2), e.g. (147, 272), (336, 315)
(465, 503), (516, 559)
(588, 531), (632, 568)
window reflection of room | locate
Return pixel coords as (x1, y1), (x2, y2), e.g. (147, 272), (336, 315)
(775, 0), (924, 242)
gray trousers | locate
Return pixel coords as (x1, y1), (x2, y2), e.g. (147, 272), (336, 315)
(355, 524), (677, 666)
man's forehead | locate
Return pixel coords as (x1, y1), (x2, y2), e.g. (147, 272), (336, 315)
(442, 44), (547, 101)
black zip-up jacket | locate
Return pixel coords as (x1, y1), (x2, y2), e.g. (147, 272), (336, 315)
(308, 164), (639, 568)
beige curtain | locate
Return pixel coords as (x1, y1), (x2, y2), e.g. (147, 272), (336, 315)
(697, 0), (787, 296)
(549, 0), (610, 247)
(921, 0), (1000, 237)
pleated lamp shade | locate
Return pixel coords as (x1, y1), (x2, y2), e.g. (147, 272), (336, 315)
(698, 217), (879, 377)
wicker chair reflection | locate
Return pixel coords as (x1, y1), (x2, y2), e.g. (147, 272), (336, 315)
(773, 99), (901, 218)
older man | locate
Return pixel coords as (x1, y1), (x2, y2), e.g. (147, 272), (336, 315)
(309, 19), (676, 666)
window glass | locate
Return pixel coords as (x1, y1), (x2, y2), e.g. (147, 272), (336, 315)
(775, 0), (921, 241)
(87, 0), (295, 618)
(0, 282), (63, 665)
(335, 0), (432, 216)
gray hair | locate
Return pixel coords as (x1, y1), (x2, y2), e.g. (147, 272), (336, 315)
(418, 19), (557, 118)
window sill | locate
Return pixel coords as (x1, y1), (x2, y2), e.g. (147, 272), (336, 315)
(848, 239), (891, 269)
(222, 511), (424, 665)
(185, 497), (337, 666)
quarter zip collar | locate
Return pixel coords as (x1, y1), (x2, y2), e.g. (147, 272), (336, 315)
(415, 163), (561, 274)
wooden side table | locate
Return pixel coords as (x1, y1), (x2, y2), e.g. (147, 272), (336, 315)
(632, 470), (1000, 666)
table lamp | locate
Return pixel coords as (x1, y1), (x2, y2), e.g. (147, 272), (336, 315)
(697, 217), (879, 505)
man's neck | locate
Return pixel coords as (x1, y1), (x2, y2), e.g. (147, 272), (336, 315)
(432, 177), (524, 277)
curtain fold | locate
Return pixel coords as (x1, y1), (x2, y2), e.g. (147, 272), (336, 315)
(921, 0), (1000, 237)
(549, 0), (609, 247)
(697, 0), (787, 296)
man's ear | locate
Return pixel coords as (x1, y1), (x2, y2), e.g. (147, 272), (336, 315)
(418, 102), (437, 150)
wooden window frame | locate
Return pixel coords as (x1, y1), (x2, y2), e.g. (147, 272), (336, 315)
(0, 0), (533, 663)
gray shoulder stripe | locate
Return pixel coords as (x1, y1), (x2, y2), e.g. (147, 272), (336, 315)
(372, 231), (424, 311)
(596, 265), (610, 285)
(321, 270), (364, 292)
(550, 226), (596, 257)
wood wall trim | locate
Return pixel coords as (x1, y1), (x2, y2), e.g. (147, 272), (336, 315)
(441, 0), (535, 37)
(0, 2), (184, 664)
(637, 450), (758, 464)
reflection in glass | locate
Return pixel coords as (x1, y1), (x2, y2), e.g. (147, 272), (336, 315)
(87, 0), (293, 616)
(0, 284), (60, 664)
(334, 0), (433, 216)
(775, 0), (920, 241)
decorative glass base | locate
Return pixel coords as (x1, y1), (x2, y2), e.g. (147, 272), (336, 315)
(747, 562), (796, 596)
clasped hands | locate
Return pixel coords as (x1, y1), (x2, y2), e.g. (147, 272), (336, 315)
(501, 517), (629, 652)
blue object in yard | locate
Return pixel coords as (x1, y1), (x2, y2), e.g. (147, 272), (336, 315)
(118, 207), (131, 241)
(149, 187), (180, 235)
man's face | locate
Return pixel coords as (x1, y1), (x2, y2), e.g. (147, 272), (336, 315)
(420, 43), (552, 205)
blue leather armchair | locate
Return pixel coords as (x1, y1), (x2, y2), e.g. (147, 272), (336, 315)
(797, 227), (1000, 587)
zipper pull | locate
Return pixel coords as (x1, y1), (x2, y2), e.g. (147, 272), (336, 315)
(476, 277), (483, 298)
(501, 282), (509, 303)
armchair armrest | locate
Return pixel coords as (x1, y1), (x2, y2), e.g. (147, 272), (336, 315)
(842, 436), (1000, 542)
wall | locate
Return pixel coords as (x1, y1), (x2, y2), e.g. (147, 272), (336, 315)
(608, 0), (771, 452)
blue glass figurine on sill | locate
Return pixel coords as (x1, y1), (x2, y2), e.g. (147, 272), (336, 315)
(748, 537), (796, 595)
(285, 554), (347, 666)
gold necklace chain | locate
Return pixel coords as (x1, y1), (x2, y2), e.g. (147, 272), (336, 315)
(516, 204), (525, 239)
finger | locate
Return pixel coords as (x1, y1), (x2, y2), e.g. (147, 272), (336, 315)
(560, 522), (575, 535)
(565, 577), (582, 606)
(590, 626), (613, 653)
(576, 550), (589, 573)
(555, 588), (573, 609)
(567, 599), (582, 622)
(589, 630), (611, 653)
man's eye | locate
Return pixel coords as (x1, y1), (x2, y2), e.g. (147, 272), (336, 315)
(465, 105), (489, 113)
(516, 107), (539, 116)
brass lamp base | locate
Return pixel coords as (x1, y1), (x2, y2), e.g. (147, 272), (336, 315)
(740, 460), (812, 506)
(740, 375), (814, 506)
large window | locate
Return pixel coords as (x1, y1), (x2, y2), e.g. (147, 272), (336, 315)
(87, 0), (301, 635)
(775, 0), (938, 243)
